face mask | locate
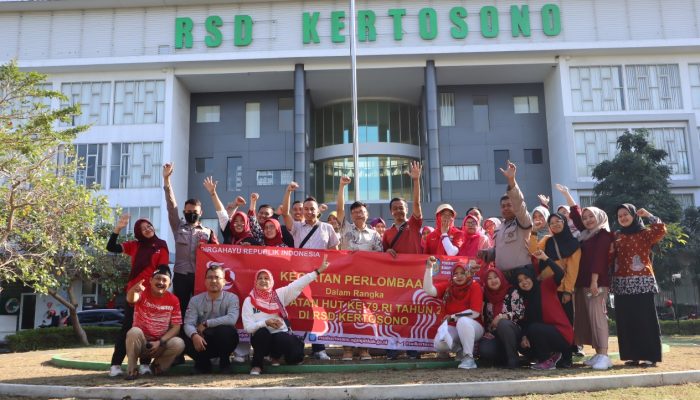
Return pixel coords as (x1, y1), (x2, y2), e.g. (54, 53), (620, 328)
(184, 212), (200, 224)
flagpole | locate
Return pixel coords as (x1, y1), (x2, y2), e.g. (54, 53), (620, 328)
(349, 0), (360, 201)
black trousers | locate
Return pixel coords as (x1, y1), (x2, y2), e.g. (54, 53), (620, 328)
(557, 291), (576, 362)
(524, 322), (572, 362)
(478, 319), (522, 365)
(173, 272), (195, 318)
(184, 325), (239, 369)
(110, 305), (150, 366)
(250, 328), (305, 369)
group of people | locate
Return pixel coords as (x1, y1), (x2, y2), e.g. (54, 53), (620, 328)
(105, 159), (666, 378)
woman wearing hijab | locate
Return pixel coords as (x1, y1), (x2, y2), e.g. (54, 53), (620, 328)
(106, 214), (169, 378)
(369, 217), (387, 238)
(242, 256), (330, 375)
(224, 211), (260, 245)
(535, 212), (580, 367)
(424, 204), (464, 256)
(516, 251), (574, 370)
(556, 205), (580, 239)
(262, 218), (288, 247)
(612, 203), (666, 367)
(458, 215), (491, 259)
(531, 205), (551, 241)
(483, 217), (502, 247)
(420, 226), (434, 251)
(557, 184), (615, 370)
(423, 257), (484, 369)
(477, 266), (525, 368)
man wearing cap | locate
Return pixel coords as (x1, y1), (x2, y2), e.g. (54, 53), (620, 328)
(183, 264), (240, 374)
(423, 204), (464, 256)
(124, 265), (185, 380)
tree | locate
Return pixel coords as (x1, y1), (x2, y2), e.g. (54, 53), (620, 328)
(592, 129), (682, 223)
(591, 129), (688, 293)
(0, 61), (122, 344)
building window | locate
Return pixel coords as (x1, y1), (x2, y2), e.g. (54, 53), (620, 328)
(114, 80), (166, 124)
(194, 157), (214, 174)
(443, 165), (479, 181)
(473, 96), (490, 133)
(524, 149), (543, 164)
(246, 102), (261, 139)
(279, 98), (294, 132)
(514, 96), (539, 114)
(579, 195), (596, 208)
(673, 193), (695, 210)
(109, 142), (163, 188)
(113, 206), (161, 236)
(569, 66), (624, 112)
(196, 105), (220, 123)
(226, 157), (243, 192)
(574, 127), (689, 177)
(74, 144), (107, 187)
(60, 81), (111, 126)
(626, 64), (682, 110)
(314, 156), (418, 202)
(690, 64), (700, 109)
(256, 169), (294, 186)
(440, 93), (455, 126)
(494, 150), (510, 185)
(313, 101), (420, 147)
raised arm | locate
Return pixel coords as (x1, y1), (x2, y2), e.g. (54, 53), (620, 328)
(281, 181), (299, 231)
(409, 161), (423, 220)
(336, 176), (351, 223)
(162, 162), (180, 232)
(555, 184), (576, 207)
(203, 176), (226, 212)
(106, 213), (129, 253)
(422, 257), (438, 297)
(500, 161), (532, 229)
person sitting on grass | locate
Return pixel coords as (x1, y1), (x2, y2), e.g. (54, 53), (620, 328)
(124, 265), (185, 380)
(423, 257), (484, 369)
(242, 255), (330, 375)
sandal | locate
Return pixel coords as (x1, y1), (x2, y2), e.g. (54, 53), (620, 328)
(125, 369), (139, 381)
(624, 360), (640, 366)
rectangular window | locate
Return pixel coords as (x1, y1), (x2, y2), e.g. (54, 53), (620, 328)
(278, 98), (294, 132)
(569, 66), (624, 112)
(524, 149), (543, 164)
(60, 81), (111, 126)
(494, 150), (509, 184)
(256, 169), (294, 186)
(443, 165), (479, 181)
(574, 127), (689, 177)
(473, 96), (490, 133)
(113, 206), (160, 236)
(690, 64), (700, 109)
(113, 80), (166, 124)
(673, 193), (695, 211)
(74, 143), (107, 187)
(226, 157), (243, 192)
(194, 157), (213, 174)
(196, 105), (220, 123)
(440, 92), (455, 127)
(579, 195), (596, 208)
(109, 142), (163, 188)
(626, 64), (682, 110)
(514, 96), (539, 114)
(245, 102), (261, 138)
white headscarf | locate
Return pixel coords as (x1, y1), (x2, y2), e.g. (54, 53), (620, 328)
(578, 206), (610, 242)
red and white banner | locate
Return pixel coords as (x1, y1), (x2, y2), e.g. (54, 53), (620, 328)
(195, 245), (468, 350)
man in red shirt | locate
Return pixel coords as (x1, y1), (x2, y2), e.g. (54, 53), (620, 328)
(382, 160), (423, 359)
(125, 265), (185, 380)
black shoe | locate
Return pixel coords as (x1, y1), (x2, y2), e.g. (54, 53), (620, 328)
(506, 358), (520, 369)
(173, 355), (186, 366)
(556, 358), (573, 368)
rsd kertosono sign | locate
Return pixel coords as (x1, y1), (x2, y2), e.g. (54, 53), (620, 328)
(174, 4), (561, 49)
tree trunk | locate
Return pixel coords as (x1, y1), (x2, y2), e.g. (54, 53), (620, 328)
(48, 288), (89, 346)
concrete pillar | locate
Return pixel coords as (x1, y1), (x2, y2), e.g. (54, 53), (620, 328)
(425, 60), (441, 202)
(294, 64), (307, 193)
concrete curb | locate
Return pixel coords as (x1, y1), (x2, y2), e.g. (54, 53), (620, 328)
(0, 370), (698, 400)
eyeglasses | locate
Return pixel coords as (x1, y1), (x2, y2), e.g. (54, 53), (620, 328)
(548, 219), (564, 226)
(205, 275), (224, 281)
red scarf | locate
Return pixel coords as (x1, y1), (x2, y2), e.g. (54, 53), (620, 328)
(263, 219), (284, 247)
(480, 266), (511, 316)
(443, 264), (472, 303)
(229, 211), (253, 245)
(458, 215), (488, 258)
(131, 219), (168, 282)
(249, 269), (284, 316)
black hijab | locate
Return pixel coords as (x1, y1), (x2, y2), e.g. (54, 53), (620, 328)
(544, 213), (580, 260)
(514, 265), (542, 326)
(616, 203), (645, 234)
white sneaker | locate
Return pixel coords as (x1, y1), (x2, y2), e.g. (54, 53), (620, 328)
(138, 364), (152, 375)
(232, 354), (247, 363)
(592, 355), (613, 370)
(313, 350), (331, 360)
(458, 356), (477, 369)
(108, 365), (123, 377)
(583, 354), (601, 366)
(249, 367), (261, 375)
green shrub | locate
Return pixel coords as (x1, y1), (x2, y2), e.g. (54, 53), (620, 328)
(6, 326), (120, 352)
(608, 318), (700, 335)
